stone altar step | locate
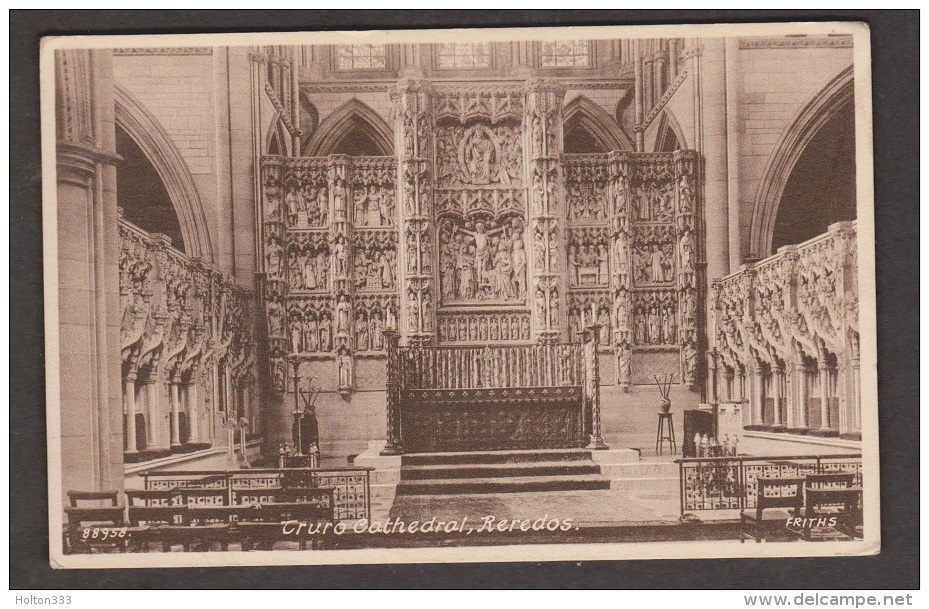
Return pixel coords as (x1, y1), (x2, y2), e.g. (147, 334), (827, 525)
(395, 474), (611, 496)
(400, 460), (602, 481)
(401, 449), (596, 466)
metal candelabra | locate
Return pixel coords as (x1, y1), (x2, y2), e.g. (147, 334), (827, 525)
(289, 356), (321, 458)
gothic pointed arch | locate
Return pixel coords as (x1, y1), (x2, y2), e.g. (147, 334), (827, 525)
(114, 85), (214, 261)
(563, 95), (632, 153)
(264, 112), (291, 157)
(305, 98), (394, 156)
(654, 109), (688, 152)
(750, 66), (855, 257)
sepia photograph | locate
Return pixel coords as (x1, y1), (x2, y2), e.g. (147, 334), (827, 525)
(40, 20), (879, 569)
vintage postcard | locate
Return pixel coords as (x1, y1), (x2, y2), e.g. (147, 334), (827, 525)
(41, 21), (878, 568)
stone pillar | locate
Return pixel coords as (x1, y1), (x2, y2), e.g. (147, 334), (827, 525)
(725, 38), (742, 270)
(55, 48), (123, 499)
(394, 79), (436, 345)
(699, 38), (730, 283)
(146, 378), (168, 450)
(124, 372), (138, 454)
(525, 79), (566, 343)
(187, 374), (201, 443)
(633, 42), (645, 152)
(850, 334), (861, 433)
(752, 364), (764, 426)
(169, 378), (181, 447)
(771, 364), (784, 426)
(818, 359), (832, 430)
(796, 361), (809, 428)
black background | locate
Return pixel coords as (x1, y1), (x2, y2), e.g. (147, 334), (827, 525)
(10, 10), (919, 589)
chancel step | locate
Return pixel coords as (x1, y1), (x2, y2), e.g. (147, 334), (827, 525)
(395, 474), (611, 496)
(401, 449), (594, 466)
(396, 449), (610, 495)
(400, 461), (602, 481)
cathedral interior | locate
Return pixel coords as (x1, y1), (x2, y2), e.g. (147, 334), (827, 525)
(53, 33), (863, 543)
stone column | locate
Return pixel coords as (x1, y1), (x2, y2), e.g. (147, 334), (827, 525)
(633, 42), (645, 152)
(699, 38), (730, 283)
(394, 79), (436, 345)
(169, 377), (181, 447)
(525, 79), (566, 343)
(796, 361), (809, 428)
(818, 359), (832, 430)
(55, 48), (123, 498)
(850, 334), (861, 433)
(771, 364), (784, 427)
(725, 38), (742, 270)
(724, 369), (735, 402)
(752, 364), (764, 426)
(146, 378), (168, 450)
(124, 371), (138, 454)
(187, 373), (201, 443)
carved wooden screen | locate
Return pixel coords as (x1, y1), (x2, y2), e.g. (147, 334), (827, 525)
(261, 156), (400, 395)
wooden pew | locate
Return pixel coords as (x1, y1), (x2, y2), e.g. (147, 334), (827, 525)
(64, 490), (126, 554)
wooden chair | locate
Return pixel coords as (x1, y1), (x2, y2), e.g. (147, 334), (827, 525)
(236, 489), (337, 551)
(64, 490), (127, 554)
(740, 477), (805, 543)
(803, 474), (862, 540)
(125, 490), (190, 552)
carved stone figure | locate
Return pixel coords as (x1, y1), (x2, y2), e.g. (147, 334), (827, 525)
(318, 315), (331, 352)
(679, 231), (694, 288)
(290, 319), (302, 353)
(370, 312), (384, 350)
(289, 257), (303, 290)
(356, 315), (369, 351)
(678, 174), (694, 214)
(267, 301), (282, 337)
(649, 245), (668, 283)
(380, 251), (395, 289)
(302, 253), (318, 290)
(338, 348), (352, 389)
(598, 308), (610, 344)
(267, 246), (282, 279)
(304, 316), (318, 352)
(333, 238), (347, 277)
(511, 235), (526, 298)
(598, 244), (609, 285)
(335, 295), (350, 335)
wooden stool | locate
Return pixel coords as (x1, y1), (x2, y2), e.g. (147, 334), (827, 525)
(656, 412), (676, 455)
